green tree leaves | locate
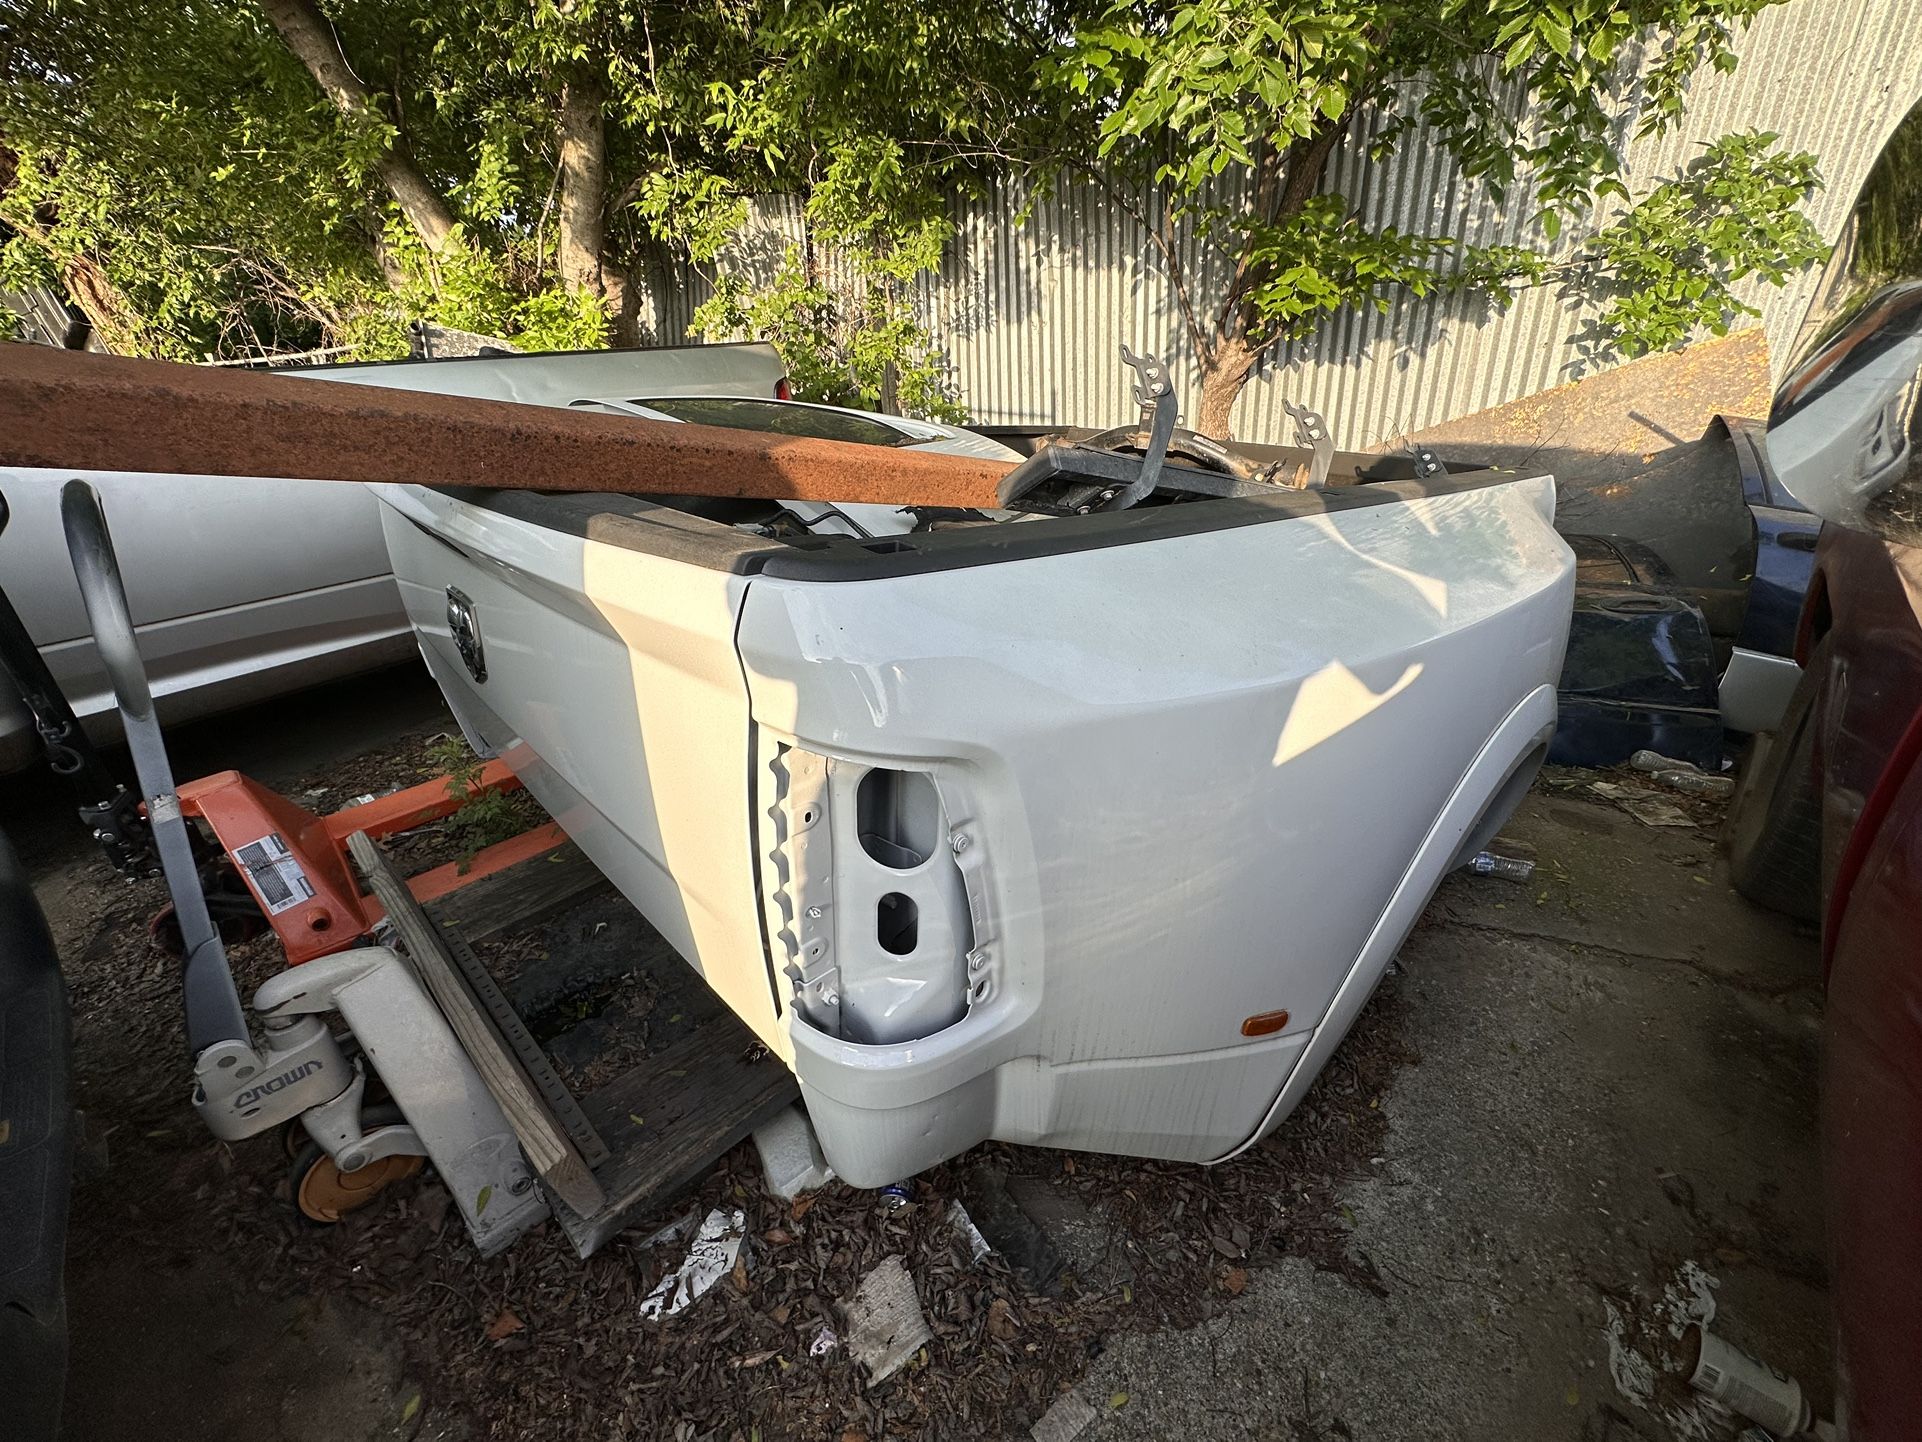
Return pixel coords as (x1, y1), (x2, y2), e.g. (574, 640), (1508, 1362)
(0, 0), (1831, 437)
(0, 0), (1049, 407)
(1576, 131), (1826, 354)
(1071, 1), (1375, 187)
(692, 249), (967, 421)
(1062, 0), (1824, 433)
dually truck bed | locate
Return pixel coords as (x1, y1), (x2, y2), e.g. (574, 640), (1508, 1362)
(375, 471), (1574, 1185)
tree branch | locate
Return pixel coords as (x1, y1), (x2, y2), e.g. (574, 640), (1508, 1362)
(1217, 114), (1353, 339)
(256, 0), (457, 254)
(1067, 156), (1207, 361)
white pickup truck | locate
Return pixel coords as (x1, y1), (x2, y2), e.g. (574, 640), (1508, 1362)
(363, 350), (1576, 1187)
(0, 343), (795, 769)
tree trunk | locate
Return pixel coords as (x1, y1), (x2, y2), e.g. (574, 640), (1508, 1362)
(369, 228), (408, 290)
(608, 266), (643, 348)
(0, 194), (145, 352)
(256, 0), (456, 254)
(60, 255), (143, 354)
(1195, 331), (1260, 439)
(557, 69), (638, 345)
(557, 73), (609, 295)
(1198, 119), (1354, 439)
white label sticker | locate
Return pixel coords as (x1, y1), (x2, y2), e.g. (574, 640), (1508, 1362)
(233, 832), (316, 916)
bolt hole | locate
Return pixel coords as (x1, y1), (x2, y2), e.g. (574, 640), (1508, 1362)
(309, 912), (332, 932)
(876, 893), (919, 955)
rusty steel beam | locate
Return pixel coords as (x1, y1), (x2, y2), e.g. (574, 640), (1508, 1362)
(0, 344), (1015, 510)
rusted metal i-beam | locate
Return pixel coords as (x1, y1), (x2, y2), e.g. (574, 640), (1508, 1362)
(0, 344), (1016, 509)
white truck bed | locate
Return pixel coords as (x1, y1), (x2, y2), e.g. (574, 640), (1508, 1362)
(376, 459), (1573, 1186)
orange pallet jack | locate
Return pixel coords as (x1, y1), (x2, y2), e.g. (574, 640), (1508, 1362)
(176, 762), (565, 966)
(6, 480), (799, 1257)
(1, 481), (555, 1252)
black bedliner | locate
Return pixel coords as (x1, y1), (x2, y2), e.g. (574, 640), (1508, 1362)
(438, 464), (1526, 583)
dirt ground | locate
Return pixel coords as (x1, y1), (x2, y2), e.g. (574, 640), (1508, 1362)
(5, 669), (1827, 1442)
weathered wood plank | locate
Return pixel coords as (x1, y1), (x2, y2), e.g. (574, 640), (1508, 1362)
(347, 830), (606, 1217)
(556, 1016), (800, 1258)
(0, 345), (1014, 508)
(429, 912), (610, 1169)
(428, 841), (609, 943)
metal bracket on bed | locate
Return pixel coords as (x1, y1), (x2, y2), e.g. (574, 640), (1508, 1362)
(995, 345), (1291, 515)
(1282, 401), (1336, 490)
(1408, 444), (1448, 480)
(1109, 344), (1179, 504)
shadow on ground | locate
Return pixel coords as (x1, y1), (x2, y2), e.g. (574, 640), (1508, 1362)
(5, 670), (1825, 1442)
(1078, 778), (1825, 1442)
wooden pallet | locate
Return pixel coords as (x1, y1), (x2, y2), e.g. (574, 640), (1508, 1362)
(357, 835), (799, 1258)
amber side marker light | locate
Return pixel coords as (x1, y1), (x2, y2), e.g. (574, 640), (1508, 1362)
(1241, 1009), (1290, 1037)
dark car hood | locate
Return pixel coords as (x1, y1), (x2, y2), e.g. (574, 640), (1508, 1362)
(1555, 419), (1758, 653)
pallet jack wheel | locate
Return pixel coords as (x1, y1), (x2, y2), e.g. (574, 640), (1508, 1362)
(289, 1105), (425, 1223)
(279, 1050), (383, 1160)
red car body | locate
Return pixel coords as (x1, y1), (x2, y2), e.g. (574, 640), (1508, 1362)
(1802, 524), (1922, 1437)
(1748, 248), (1922, 1437)
(1776, 258), (1922, 1442)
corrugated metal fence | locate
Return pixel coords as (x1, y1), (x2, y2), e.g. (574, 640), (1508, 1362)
(660, 0), (1922, 445)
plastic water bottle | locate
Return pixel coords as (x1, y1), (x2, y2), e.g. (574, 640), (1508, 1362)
(1627, 750), (1735, 796)
(1650, 768), (1735, 798)
(1629, 749), (1690, 773)
(1469, 851), (1536, 882)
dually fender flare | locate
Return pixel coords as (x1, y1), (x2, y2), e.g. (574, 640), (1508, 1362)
(1207, 682), (1561, 1164)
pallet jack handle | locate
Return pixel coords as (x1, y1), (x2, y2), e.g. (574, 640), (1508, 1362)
(32, 486), (542, 1251)
(59, 480), (249, 1053)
